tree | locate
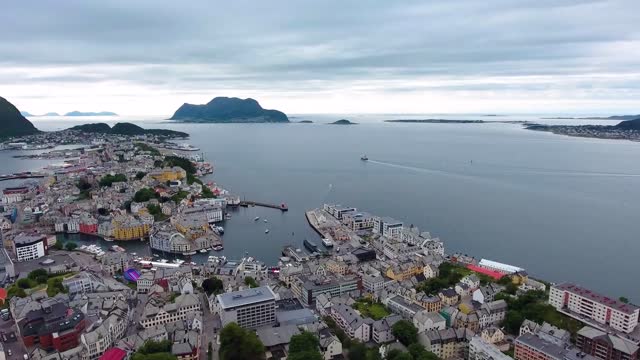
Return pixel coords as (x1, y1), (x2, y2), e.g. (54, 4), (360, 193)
(52, 241), (64, 250)
(219, 323), (265, 360)
(132, 340), (176, 360)
(408, 343), (439, 360)
(244, 276), (259, 288)
(136, 171), (147, 180)
(202, 277), (224, 295)
(17, 278), (34, 289)
(28, 269), (49, 284)
(7, 286), (27, 298)
(392, 320), (418, 346)
(348, 341), (368, 360)
(387, 350), (412, 360)
(99, 173), (127, 187)
(288, 332), (323, 360)
(65, 242), (78, 251)
(620, 296), (629, 304)
(134, 188), (158, 202)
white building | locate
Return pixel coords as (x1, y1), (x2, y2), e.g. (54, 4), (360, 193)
(549, 283), (640, 334)
(413, 310), (446, 333)
(215, 286), (277, 329)
(13, 233), (47, 262)
(139, 294), (201, 328)
(478, 259), (524, 274)
(469, 336), (513, 360)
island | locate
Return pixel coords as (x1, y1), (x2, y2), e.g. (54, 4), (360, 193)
(526, 118), (640, 141)
(65, 111), (118, 116)
(43, 112), (60, 116)
(69, 122), (188, 138)
(170, 96), (288, 123)
(298, 120), (313, 123)
(385, 119), (485, 124)
(19, 111), (34, 117)
(329, 119), (357, 125)
(0, 96), (40, 138)
(541, 114), (640, 120)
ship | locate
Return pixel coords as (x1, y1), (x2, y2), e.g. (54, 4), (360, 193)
(303, 239), (319, 253)
(361, 155), (368, 161)
(254, 217), (260, 221)
(212, 244), (224, 251)
(110, 245), (126, 252)
(321, 238), (334, 248)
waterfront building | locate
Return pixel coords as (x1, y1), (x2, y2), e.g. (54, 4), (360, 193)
(13, 233), (47, 262)
(323, 204), (357, 220)
(216, 286), (277, 329)
(469, 336), (513, 360)
(342, 211), (376, 231)
(549, 283), (640, 334)
(383, 239), (424, 259)
(373, 216), (403, 239)
(150, 227), (191, 254)
(478, 259), (525, 275)
(576, 326), (639, 360)
(2, 186), (30, 204)
(182, 204), (224, 223)
(111, 215), (150, 241)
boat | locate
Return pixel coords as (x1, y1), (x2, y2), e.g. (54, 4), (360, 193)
(110, 245), (126, 252)
(321, 238), (334, 248)
(159, 259), (169, 263)
(264, 219), (268, 223)
(213, 245), (224, 251)
(216, 226), (224, 234)
(225, 214), (232, 220)
(103, 237), (114, 242)
(361, 155), (368, 161)
(265, 229), (269, 234)
(303, 239), (319, 253)
(199, 249), (208, 253)
(153, 254), (160, 258)
(172, 259), (185, 265)
(254, 217), (260, 221)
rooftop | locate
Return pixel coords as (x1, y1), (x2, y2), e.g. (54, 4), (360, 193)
(478, 258), (524, 274)
(555, 283), (639, 314)
(516, 333), (565, 360)
(217, 286), (276, 309)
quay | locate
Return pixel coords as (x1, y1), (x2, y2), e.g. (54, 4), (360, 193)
(239, 200), (288, 211)
(0, 171), (47, 181)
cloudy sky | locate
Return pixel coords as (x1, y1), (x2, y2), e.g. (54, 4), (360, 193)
(1, 0), (639, 115)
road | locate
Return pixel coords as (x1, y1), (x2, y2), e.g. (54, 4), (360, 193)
(200, 292), (220, 360)
(0, 316), (27, 360)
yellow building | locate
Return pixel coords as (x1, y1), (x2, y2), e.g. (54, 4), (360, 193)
(510, 271), (529, 285)
(326, 259), (349, 275)
(386, 262), (423, 281)
(149, 167), (187, 182)
(112, 217), (151, 241)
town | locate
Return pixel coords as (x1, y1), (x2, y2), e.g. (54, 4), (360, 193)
(0, 131), (638, 360)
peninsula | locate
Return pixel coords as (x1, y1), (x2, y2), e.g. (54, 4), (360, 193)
(526, 118), (640, 140)
(69, 122), (188, 138)
(386, 119), (485, 124)
(65, 111), (118, 116)
(0, 96), (40, 138)
(541, 114), (640, 120)
(170, 96), (289, 123)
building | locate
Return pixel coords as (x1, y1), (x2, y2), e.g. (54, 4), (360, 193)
(373, 217), (403, 239)
(342, 212), (376, 231)
(150, 227), (191, 254)
(137, 272), (155, 293)
(101, 252), (130, 276)
(139, 294), (201, 328)
(182, 204), (224, 223)
(515, 333), (598, 360)
(576, 326), (639, 360)
(478, 300), (508, 329)
(549, 283), (640, 334)
(413, 310), (446, 333)
(385, 295), (424, 320)
(330, 303), (373, 342)
(323, 204), (357, 220)
(216, 286), (276, 329)
(520, 320), (570, 347)
(19, 302), (86, 352)
(148, 167), (187, 182)
(372, 315), (402, 344)
(383, 240), (424, 260)
(469, 336), (513, 360)
(351, 247), (377, 262)
(478, 259), (525, 275)
(439, 288), (459, 306)
(386, 262), (423, 281)
(420, 328), (475, 360)
(99, 348), (127, 360)
(13, 233), (47, 262)
(292, 275), (360, 306)
(111, 216), (151, 241)
(2, 186), (29, 204)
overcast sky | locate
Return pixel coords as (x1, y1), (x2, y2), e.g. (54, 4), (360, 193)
(1, 0), (639, 115)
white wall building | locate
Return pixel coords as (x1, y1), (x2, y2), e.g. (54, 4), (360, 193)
(215, 286), (277, 329)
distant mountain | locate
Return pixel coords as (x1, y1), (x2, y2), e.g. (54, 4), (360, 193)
(614, 118), (640, 131)
(542, 114), (640, 120)
(20, 111), (33, 117)
(43, 112), (60, 116)
(65, 111), (118, 116)
(170, 97), (288, 123)
(329, 119), (357, 125)
(298, 120), (313, 123)
(69, 122), (188, 138)
(0, 96), (40, 138)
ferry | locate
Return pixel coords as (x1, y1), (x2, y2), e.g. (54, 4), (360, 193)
(361, 155), (368, 161)
(254, 217), (260, 221)
(321, 238), (334, 248)
(303, 239), (319, 253)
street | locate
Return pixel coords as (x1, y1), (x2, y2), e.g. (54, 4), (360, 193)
(199, 292), (220, 360)
(0, 316), (27, 360)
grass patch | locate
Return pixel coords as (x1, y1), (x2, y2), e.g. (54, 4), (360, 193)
(353, 298), (390, 320)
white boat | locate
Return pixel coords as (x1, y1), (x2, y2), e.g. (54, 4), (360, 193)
(172, 259), (185, 265)
(254, 217), (260, 221)
(265, 229), (269, 234)
(216, 226), (224, 234)
(160, 259), (169, 263)
(199, 249), (208, 253)
(321, 238), (334, 248)
(264, 219), (268, 223)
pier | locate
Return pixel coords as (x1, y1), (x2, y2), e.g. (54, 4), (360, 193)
(239, 200), (288, 211)
(0, 171), (47, 182)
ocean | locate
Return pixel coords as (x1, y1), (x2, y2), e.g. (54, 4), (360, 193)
(3, 113), (640, 301)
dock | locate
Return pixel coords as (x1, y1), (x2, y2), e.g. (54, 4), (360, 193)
(240, 200), (288, 211)
(0, 171), (47, 182)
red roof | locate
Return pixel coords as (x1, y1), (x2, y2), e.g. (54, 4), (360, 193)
(0, 288), (7, 300)
(99, 348), (127, 360)
(466, 264), (504, 280)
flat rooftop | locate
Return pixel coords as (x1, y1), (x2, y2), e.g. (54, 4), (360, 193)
(217, 286), (276, 310)
(555, 283), (639, 314)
